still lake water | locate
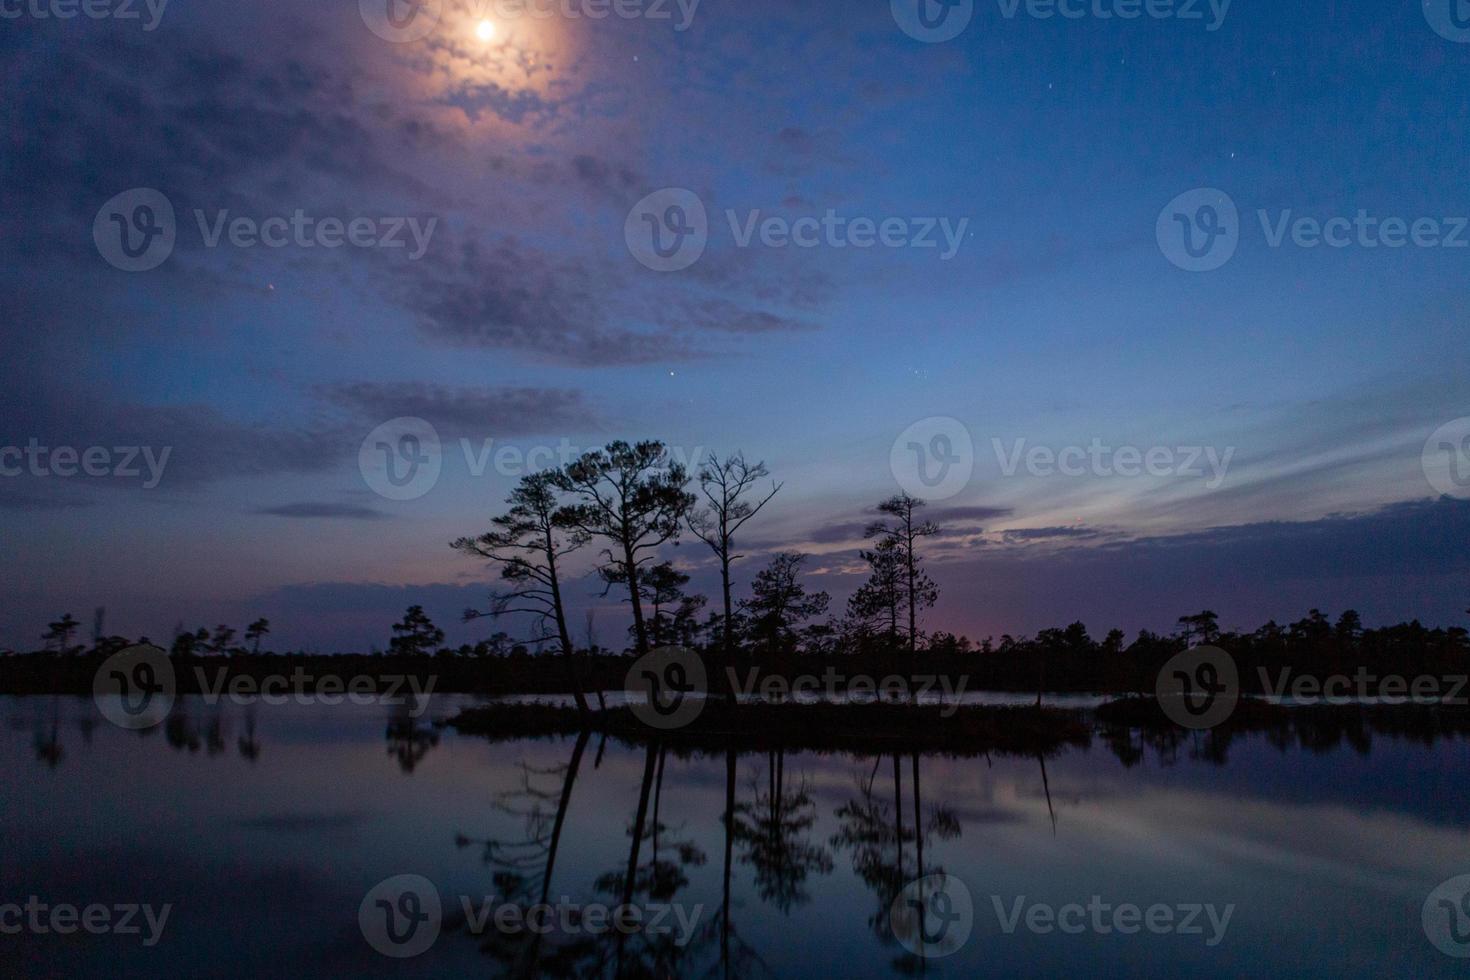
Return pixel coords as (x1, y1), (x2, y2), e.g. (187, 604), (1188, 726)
(3, 694), (1469, 978)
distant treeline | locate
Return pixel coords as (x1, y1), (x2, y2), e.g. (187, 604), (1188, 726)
(5, 441), (1466, 703)
(2, 607), (1466, 699)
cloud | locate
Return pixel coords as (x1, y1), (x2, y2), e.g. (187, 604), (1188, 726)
(919, 496), (1470, 642)
(0, 386), (352, 492)
(253, 502), (389, 520)
(320, 382), (599, 438)
(804, 520), (872, 545)
(383, 231), (693, 365)
(1001, 526), (1102, 542)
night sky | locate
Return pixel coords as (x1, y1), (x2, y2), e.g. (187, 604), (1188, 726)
(4, 0), (1469, 651)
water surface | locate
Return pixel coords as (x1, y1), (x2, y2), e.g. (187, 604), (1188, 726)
(3, 695), (1467, 977)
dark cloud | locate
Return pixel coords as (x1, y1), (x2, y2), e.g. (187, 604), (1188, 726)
(805, 520), (872, 545)
(0, 484), (95, 512)
(254, 502), (389, 520)
(919, 496), (1470, 642)
(384, 231), (693, 365)
(0, 32), (420, 263)
(1078, 497), (1470, 580)
(570, 154), (642, 199)
(320, 382), (598, 438)
(0, 386), (351, 492)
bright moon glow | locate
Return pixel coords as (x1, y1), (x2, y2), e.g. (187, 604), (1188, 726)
(475, 19), (496, 41)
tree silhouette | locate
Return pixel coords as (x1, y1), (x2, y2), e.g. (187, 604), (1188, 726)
(643, 561), (704, 648)
(384, 699), (439, 772)
(172, 626), (210, 657)
(453, 472), (592, 715)
(552, 441), (695, 655)
(1176, 610), (1220, 645)
(209, 624), (237, 656)
(33, 697), (63, 767)
(458, 730), (590, 973)
(848, 537), (904, 648)
(688, 452), (781, 660)
(733, 750), (833, 912)
(830, 754), (960, 954)
(244, 618), (271, 654)
(865, 494), (940, 654)
(41, 613), (79, 655)
(389, 605), (444, 656)
(740, 553), (830, 659)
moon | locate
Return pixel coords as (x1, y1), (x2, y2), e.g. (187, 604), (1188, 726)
(475, 19), (496, 41)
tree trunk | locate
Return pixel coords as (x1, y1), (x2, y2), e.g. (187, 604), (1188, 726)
(912, 754), (922, 878)
(546, 535), (590, 716)
(623, 541), (650, 655)
(721, 554), (734, 654)
(618, 742), (658, 971)
(722, 748), (735, 977)
(513, 729), (589, 976)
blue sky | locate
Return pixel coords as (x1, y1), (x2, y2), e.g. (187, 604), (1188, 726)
(3, 0), (1470, 650)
